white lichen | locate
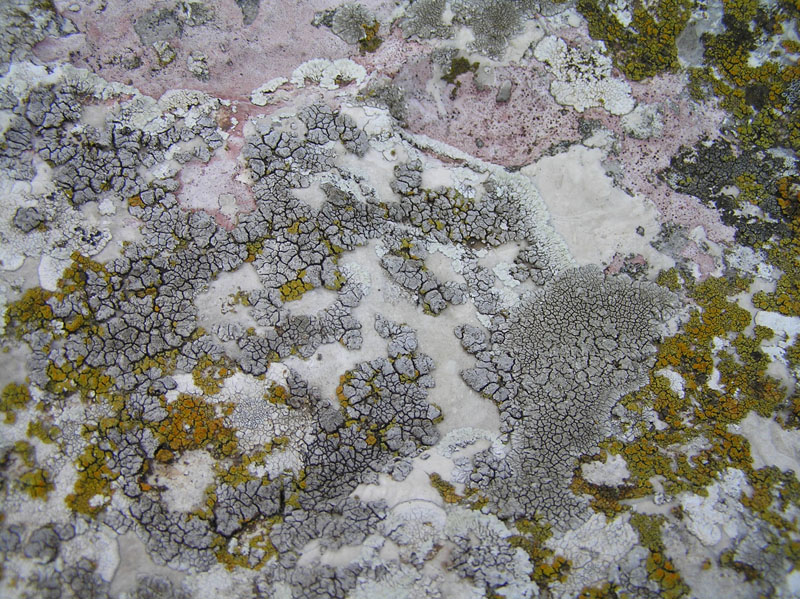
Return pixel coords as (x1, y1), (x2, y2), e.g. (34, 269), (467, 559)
(533, 36), (635, 115)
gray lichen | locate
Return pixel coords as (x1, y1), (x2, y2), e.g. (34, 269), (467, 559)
(400, 0), (453, 40)
(451, 0), (537, 58)
(464, 266), (677, 524)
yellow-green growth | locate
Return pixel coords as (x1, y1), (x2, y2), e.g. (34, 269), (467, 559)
(19, 468), (53, 500)
(753, 248), (800, 316)
(132, 349), (179, 377)
(429, 472), (462, 503)
(216, 452), (274, 487)
(13, 440), (36, 467)
(66, 444), (118, 517)
(212, 514), (281, 570)
(7, 430), (53, 502)
(577, 0), (692, 80)
(507, 516), (556, 576)
(656, 268), (682, 292)
(578, 583), (628, 599)
(358, 21), (382, 54)
(127, 195), (144, 208)
(227, 290), (251, 307)
(27, 419), (60, 444)
(656, 275), (751, 390)
(630, 513), (689, 598)
(646, 551), (689, 598)
(740, 466), (800, 532)
(46, 362), (114, 400)
(192, 354), (235, 396)
(266, 383), (289, 405)
(533, 555), (572, 587)
(285, 219), (307, 236)
(442, 56), (479, 84)
(58, 252), (110, 295)
(335, 372), (354, 408)
(4, 287), (55, 339)
(1, 382), (31, 423)
(245, 239), (265, 262)
(570, 453), (637, 517)
(279, 270), (314, 302)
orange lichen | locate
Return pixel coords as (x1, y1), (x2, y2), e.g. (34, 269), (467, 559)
(154, 393), (237, 457)
(46, 361), (114, 400)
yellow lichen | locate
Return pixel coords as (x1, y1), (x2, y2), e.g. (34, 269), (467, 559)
(26, 419), (60, 444)
(429, 472), (462, 503)
(508, 516), (555, 569)
(577, 0), (692, 80)
(570, 455), (636, 517)
(212, 515), (281, 570)
(192, 354), (235, 396)
(66, 444), (118, 517)
(578, 582), (626, 599)
(19, 468), (53, 500)
(1, 382), (31, 424)
(533, 555), (572, 587)
(45, 361), (114, 400)
(4, 287), (55, 339)
(279, 270), (314, 302)
(266, 383), (289, 405)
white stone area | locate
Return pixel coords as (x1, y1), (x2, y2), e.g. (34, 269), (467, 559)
(736, 413), (800, 472)
(147, 450), (216, 513)
(547, 513), (639, 596)
(679, 469), (748, 547)
(524, 145), (671, 271)
(581, 453), (631, 486)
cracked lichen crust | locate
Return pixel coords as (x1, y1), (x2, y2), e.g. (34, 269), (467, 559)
(3, 0), (798, 593)
(464, 265), (677, 524)
(0, 57), (578, 589)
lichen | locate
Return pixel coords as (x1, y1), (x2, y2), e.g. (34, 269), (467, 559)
(577, 0), (693, 80)
(65, 444), (118, 517)
(154, 393), (238, 457)
(0, 5), (798, 594)
(0, 382), (30, 424)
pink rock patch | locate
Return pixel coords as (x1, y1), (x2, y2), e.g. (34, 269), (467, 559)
(177, 147), (254, 230)
(403, 63), (582, 166)
(42, 0), (353, 100)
